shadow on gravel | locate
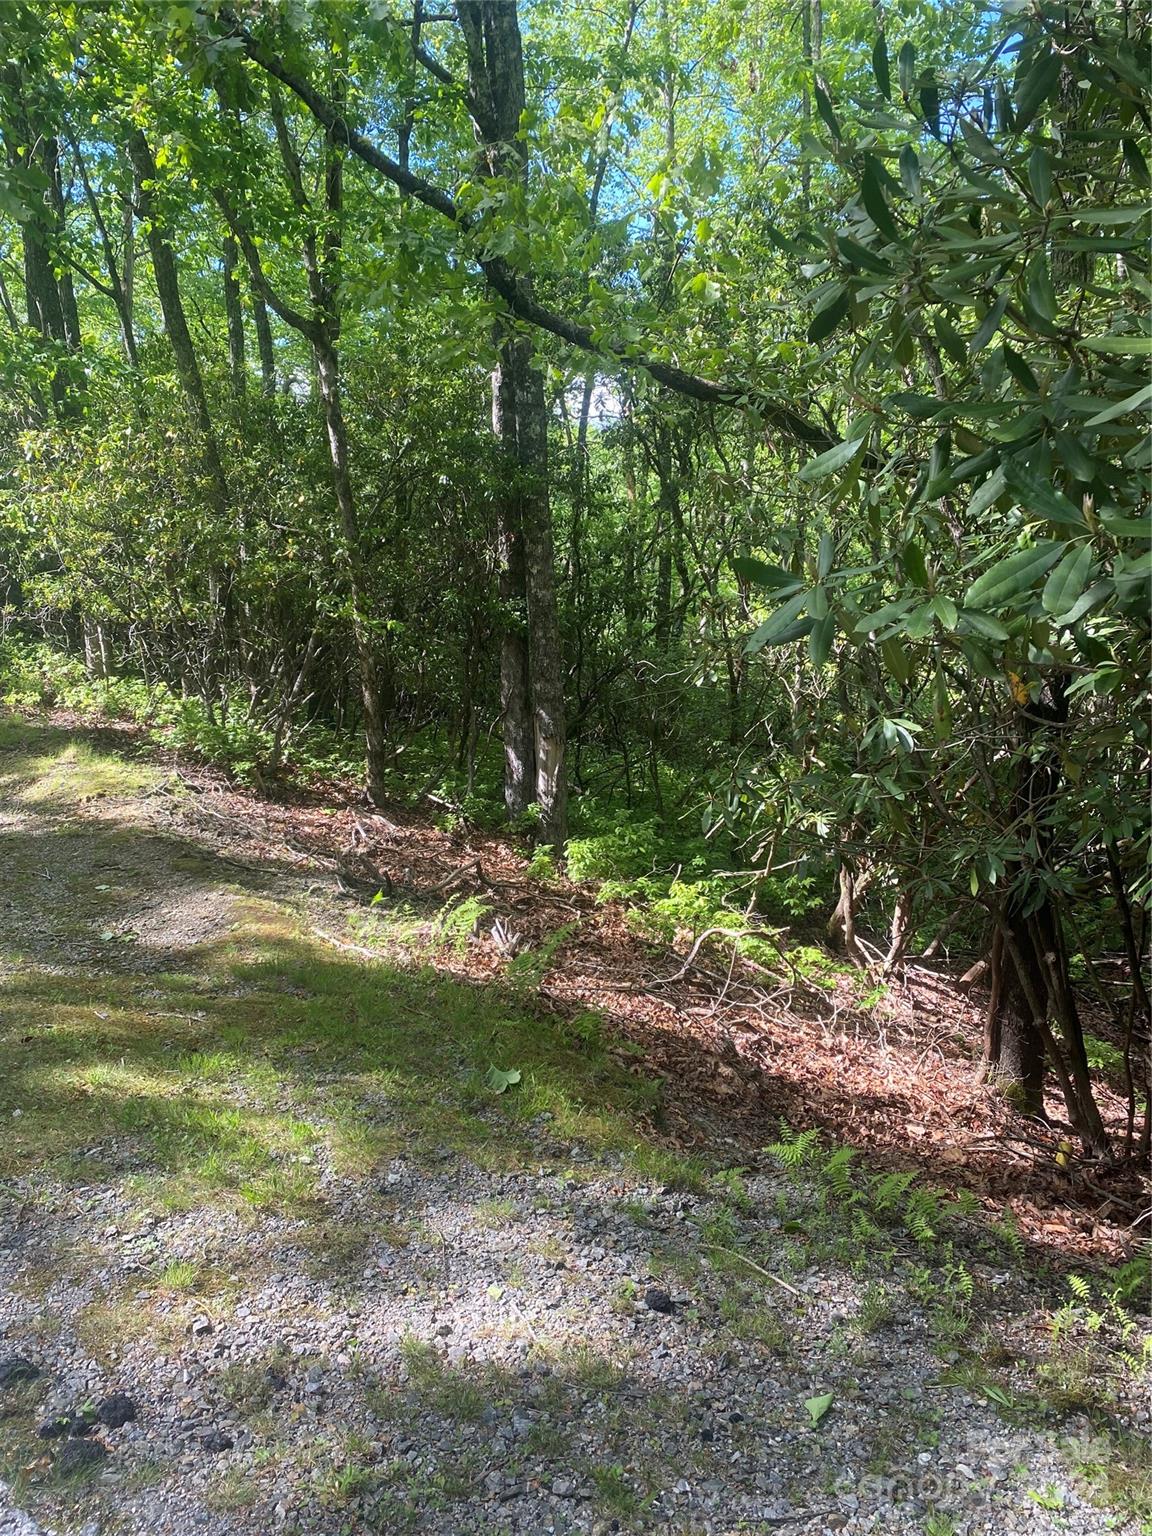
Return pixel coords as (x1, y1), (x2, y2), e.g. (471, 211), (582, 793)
(1, 725), (1149, 1535)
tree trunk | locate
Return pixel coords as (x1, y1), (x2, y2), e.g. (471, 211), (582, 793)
(44, 136), (82, 354)
(983, 911), (1048, 1117)
(251, 289), (276, 394)
(69, 135), (139, 367)
(459, 0), (567, 843)
(127, 129), (229, 518)
(981, 678), (1113, 1155)
(313, 337), (391, 805)
(222, 233), (246, 399)
(492, 340), (534, 818)
(229, 78), (393, 804)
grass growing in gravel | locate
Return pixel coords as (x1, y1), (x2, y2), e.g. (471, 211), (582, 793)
(0, 690), (671, 1215)
(0, 910), (663, 1201)
(4, 714), (1151, 1536)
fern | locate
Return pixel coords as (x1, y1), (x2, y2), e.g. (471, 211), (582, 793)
(820, 1146), (858, 1199)
(944, 1261), (975, 1306)
(871, 1169), (917, 1212)
(436, 894), (490, 954)
(904, 1186), (942, 1245)
(768, 1124), (821, 1171)
(1067, 1273), (1092, 1304)
(994, 1208), (1025, 1261)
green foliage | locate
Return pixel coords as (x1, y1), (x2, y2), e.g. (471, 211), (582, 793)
(504, 922), (579, 996)
(436, 895), (490, 956)
(565, 812), (663, 884)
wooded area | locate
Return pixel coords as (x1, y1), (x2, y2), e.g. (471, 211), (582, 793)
(0, 0), (1149, 1174)
(1, 4), (1151, 1533)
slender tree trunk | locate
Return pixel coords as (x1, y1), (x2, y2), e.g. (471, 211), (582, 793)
(492, 342), (534, 817)
(222, 233), (246, 399)
(122, 195), (136, 357)
(459, 0), (567, 843)
(127, 128), (229, 518)
(251, 287), (276, 394)
(226, 79), (393, 803)
(44, 137), (82, 353)
(984, 907), (1048, 1117)
(981, 679), (1112, 1155)
(69, 135), (138, 366)
(314, 337), (391, 804)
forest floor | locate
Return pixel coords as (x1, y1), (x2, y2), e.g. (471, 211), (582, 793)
(0, 710), (1148, 1536)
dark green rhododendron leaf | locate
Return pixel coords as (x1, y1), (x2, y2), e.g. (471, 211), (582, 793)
(964, 542), (1063, 610)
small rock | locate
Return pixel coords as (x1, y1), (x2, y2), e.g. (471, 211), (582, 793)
(201, 1430), (234, 1453)
(190, 1317), (213, 1337)
(38, 1416), (73, 1440)
(0, 1356), (40, 1388)
(552, 1477), (575, 1497)
(96, 1393), (137, 1428)
(643, 1287), (674, 1314)
(56, 1439), (108, 1477)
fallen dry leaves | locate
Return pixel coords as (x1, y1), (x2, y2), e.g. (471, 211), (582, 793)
(60, 710), (1149, 1271)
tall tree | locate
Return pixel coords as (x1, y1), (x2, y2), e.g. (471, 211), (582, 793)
(457, 0), (567, 839)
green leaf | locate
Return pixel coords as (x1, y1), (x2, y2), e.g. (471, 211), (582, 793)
(969, 294), (1008, 357)
(1122, 138), (1150, 187)
(1058, 579), (1113, 626)
(817, 532), (835, 580)
(1042, 543), (1094, 618)
(1085, 383), (1152, 426)
(1026, 253), (1057, 324)
(835, 235), (892, 274)
(880, 636), (912, 684)
(1003, 461), (1085, 529)
(485, 1065), (522, 1094)
(898, 144), (921, 200)
(872, 33), (891, 100)
(1100, 513), (1152, 540)
(805, 1393), (834, 1427)
(961, 610), (1010, 642)
(799, 436), (866, 481)
(919, 78), (940, 138)
(745, 589), (811, 654)
(1027, 145), (1052, 208)
(1052, 431), (1097, 484)
(808, 286), (852, 344)
(1080, 335), (1152, 355)
(1013, 42), (1061, 133)
(731, 556), (802, 590)
(904, 604), (935, 639)
(964, 542), (1063, 610)
(929, 595), (958, 629)
(898, 41), (916, 99)
(813, 80), (840, 142)
(903, 541), (929, 588)
(1002, 345), (1039, 393)
(1064, 206), (1152, 226)
(808, 613), (835, 666)
(861, 157), (902, 244)
(885, 392), (948, 420)
(855, 597), (916, 634)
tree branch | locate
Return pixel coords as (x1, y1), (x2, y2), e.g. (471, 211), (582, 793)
(213, 189), (321, 342)
(215, 9), (837, 451)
